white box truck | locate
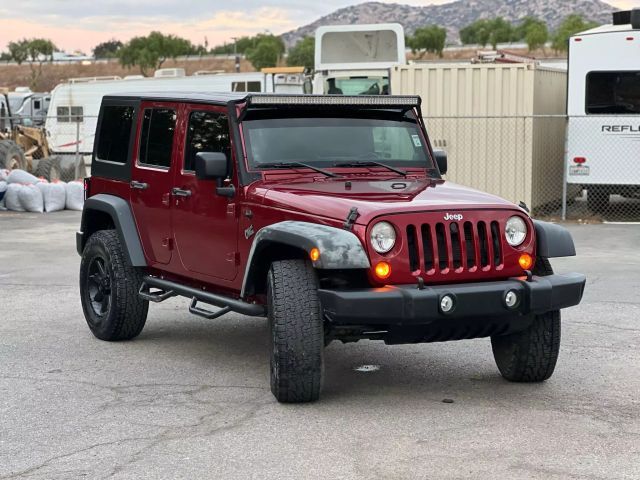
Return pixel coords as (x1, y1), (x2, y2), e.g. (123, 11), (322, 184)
(566, 9), (640, 212)
(313, 23), (406, 95)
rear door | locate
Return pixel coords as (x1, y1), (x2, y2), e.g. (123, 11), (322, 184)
(129, 101), (179, 265)
(171, 104), (239, 280)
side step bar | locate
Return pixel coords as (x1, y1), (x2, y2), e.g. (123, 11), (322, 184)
(140, 276), (266, 318)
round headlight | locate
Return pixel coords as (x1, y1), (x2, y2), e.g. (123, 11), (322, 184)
(505, 216), (527, 247)
(370, 221), (396, 254)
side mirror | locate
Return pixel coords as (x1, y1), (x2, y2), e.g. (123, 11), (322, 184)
(195, 152), (235, 198)
(195, 152), (227, 180)
(433, 149), (447, 175)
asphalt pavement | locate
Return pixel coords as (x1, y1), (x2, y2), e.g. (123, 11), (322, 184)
(0, 210), (638, 479)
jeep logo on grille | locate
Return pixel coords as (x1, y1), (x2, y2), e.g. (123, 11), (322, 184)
(444, 213), (463, 221)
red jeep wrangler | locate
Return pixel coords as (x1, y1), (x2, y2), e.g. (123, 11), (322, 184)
(77, 93), (585, 403)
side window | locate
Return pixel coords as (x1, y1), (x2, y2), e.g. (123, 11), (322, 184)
(138, 108), (177, 169)
(70, 106), (83, 122)
(33, 99), (41, 110)
(184, 111), (230, 172)
(57, 106), (69, 123)
(96, 105), (135, 164)
(586, 71), (640, 114)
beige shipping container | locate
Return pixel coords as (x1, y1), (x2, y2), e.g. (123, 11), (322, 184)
(391, 63), (567, 212)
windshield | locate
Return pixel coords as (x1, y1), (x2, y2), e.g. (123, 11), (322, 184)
(327, 77), (390, 95)
(242, 116), (432, 170)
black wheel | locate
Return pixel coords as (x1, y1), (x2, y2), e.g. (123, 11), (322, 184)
(587, 186), (609, 213)
(267, 259), (324, 403)
(79, 230), (149, 341)
(34, 156), (63, 181)
(0, 140), (27, 170)
(491, 257), (560, 382)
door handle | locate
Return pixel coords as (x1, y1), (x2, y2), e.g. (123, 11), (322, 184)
(130, 180), (149, 190)
(171, 187), (192, 197)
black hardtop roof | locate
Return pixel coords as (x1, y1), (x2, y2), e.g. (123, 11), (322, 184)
(102, 91), (249, 105)
(101, 92), (422, 109)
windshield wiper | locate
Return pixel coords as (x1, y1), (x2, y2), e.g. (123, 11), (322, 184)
(333, 161), (407, 177)
(255, 162), (338, 178)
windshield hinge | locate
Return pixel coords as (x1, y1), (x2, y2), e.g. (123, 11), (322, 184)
(343, 207), (360, 231)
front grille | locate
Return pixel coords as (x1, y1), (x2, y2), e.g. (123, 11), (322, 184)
(406, 220), (503, 274)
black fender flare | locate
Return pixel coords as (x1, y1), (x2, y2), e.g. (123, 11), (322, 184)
(241, 221), (370, 298)
(77, 194), (147, 267)
(533, 220), (576, 258)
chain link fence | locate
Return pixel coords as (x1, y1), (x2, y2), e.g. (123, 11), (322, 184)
(425, 115), (640, 222)
(0, 114), (95, 181)
(1, 113), (638, 222)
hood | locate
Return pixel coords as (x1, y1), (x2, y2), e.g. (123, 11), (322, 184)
(251, 176), (521, 224)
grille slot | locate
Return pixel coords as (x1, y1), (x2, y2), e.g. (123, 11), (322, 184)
(407, 225), (419, 272)
(450, 223), (462, 269)
(421, 224), (434, 271)
(464, 222), (475, 269)
(491, 221), (502, 266)
(405, 217), (504, 276)
(478, 221), (489, 267)
(435, 223), (448, 270)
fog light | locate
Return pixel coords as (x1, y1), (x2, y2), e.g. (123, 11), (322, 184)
(519, 253), (533, 270)
(374, 261), (391, 280)
(505, 290), (519, 309)
(440, 294), (454, 314)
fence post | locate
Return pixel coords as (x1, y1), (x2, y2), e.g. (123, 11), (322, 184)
(75, 120), (81, 179)
(561, 116), (569, 221)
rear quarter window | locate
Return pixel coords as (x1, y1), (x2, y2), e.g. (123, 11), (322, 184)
(96, 106), (135, 164)
(91, 101), (138, 182)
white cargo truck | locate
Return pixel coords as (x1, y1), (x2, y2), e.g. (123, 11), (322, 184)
(313, 23), (406, 95)
(566, 9), (640, 211)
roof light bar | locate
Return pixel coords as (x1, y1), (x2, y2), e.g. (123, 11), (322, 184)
(246, 94), (421, 108)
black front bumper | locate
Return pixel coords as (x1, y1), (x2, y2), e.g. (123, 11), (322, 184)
(318, 273), (586, 326)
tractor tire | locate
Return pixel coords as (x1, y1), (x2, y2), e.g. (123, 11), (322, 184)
(79, 230), (149, 341)
(491, 257), (561, 382)
(34, 156), (64, 182)
(0, 140), (27, 171)
(267, 259), (324, 403)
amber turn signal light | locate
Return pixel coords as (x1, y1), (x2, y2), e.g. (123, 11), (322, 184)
(374, 261), (391, 280)
(309, 248), (320, 262)
(519, 253), (533, 270)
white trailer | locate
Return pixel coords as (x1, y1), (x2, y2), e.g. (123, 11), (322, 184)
(566, 9), (640, 211)
(45, 71), (275, 157)
(313, 24), (406, 95)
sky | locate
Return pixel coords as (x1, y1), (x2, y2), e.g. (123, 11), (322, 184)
(1, 0), (639, 53)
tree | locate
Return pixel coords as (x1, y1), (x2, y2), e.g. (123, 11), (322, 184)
(552, 15), (598, 52)
(287, 37), (314, 69)
(0, 52), (10, 62)
(7, 38), (57, 89)
(93, 40), (123, 59)
(118, 31), (194, 76)
(460, 17), (515, 49)
(407, 25), (447, 58)
(245, 34), (285, 70)
(515, 17), (549, 51)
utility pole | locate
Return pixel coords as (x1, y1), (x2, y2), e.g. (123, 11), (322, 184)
(231, 37), (240, 73)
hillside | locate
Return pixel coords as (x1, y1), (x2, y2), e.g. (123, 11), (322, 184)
(282, 0), (617, 46)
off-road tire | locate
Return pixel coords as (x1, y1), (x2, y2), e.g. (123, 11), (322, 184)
(79, 230), (149, 341)
(34, 156), (63, 182)
(587, 186), (609, 213)
(491, 257), (560, 382)
(267, 259), (324, 403)
(0, 140), (27, 170)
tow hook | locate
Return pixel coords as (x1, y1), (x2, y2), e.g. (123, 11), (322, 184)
(416, 276), (426, 290)
(524, 270), (533, 282)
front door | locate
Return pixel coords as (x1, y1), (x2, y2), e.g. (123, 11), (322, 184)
(171, 104), (239, 281)
(129, 102), (179, 265)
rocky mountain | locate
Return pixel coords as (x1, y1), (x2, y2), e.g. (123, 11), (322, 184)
(282, 0), (617, 46)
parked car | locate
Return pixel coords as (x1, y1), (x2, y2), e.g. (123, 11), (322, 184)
(77, 93), (586, 403)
